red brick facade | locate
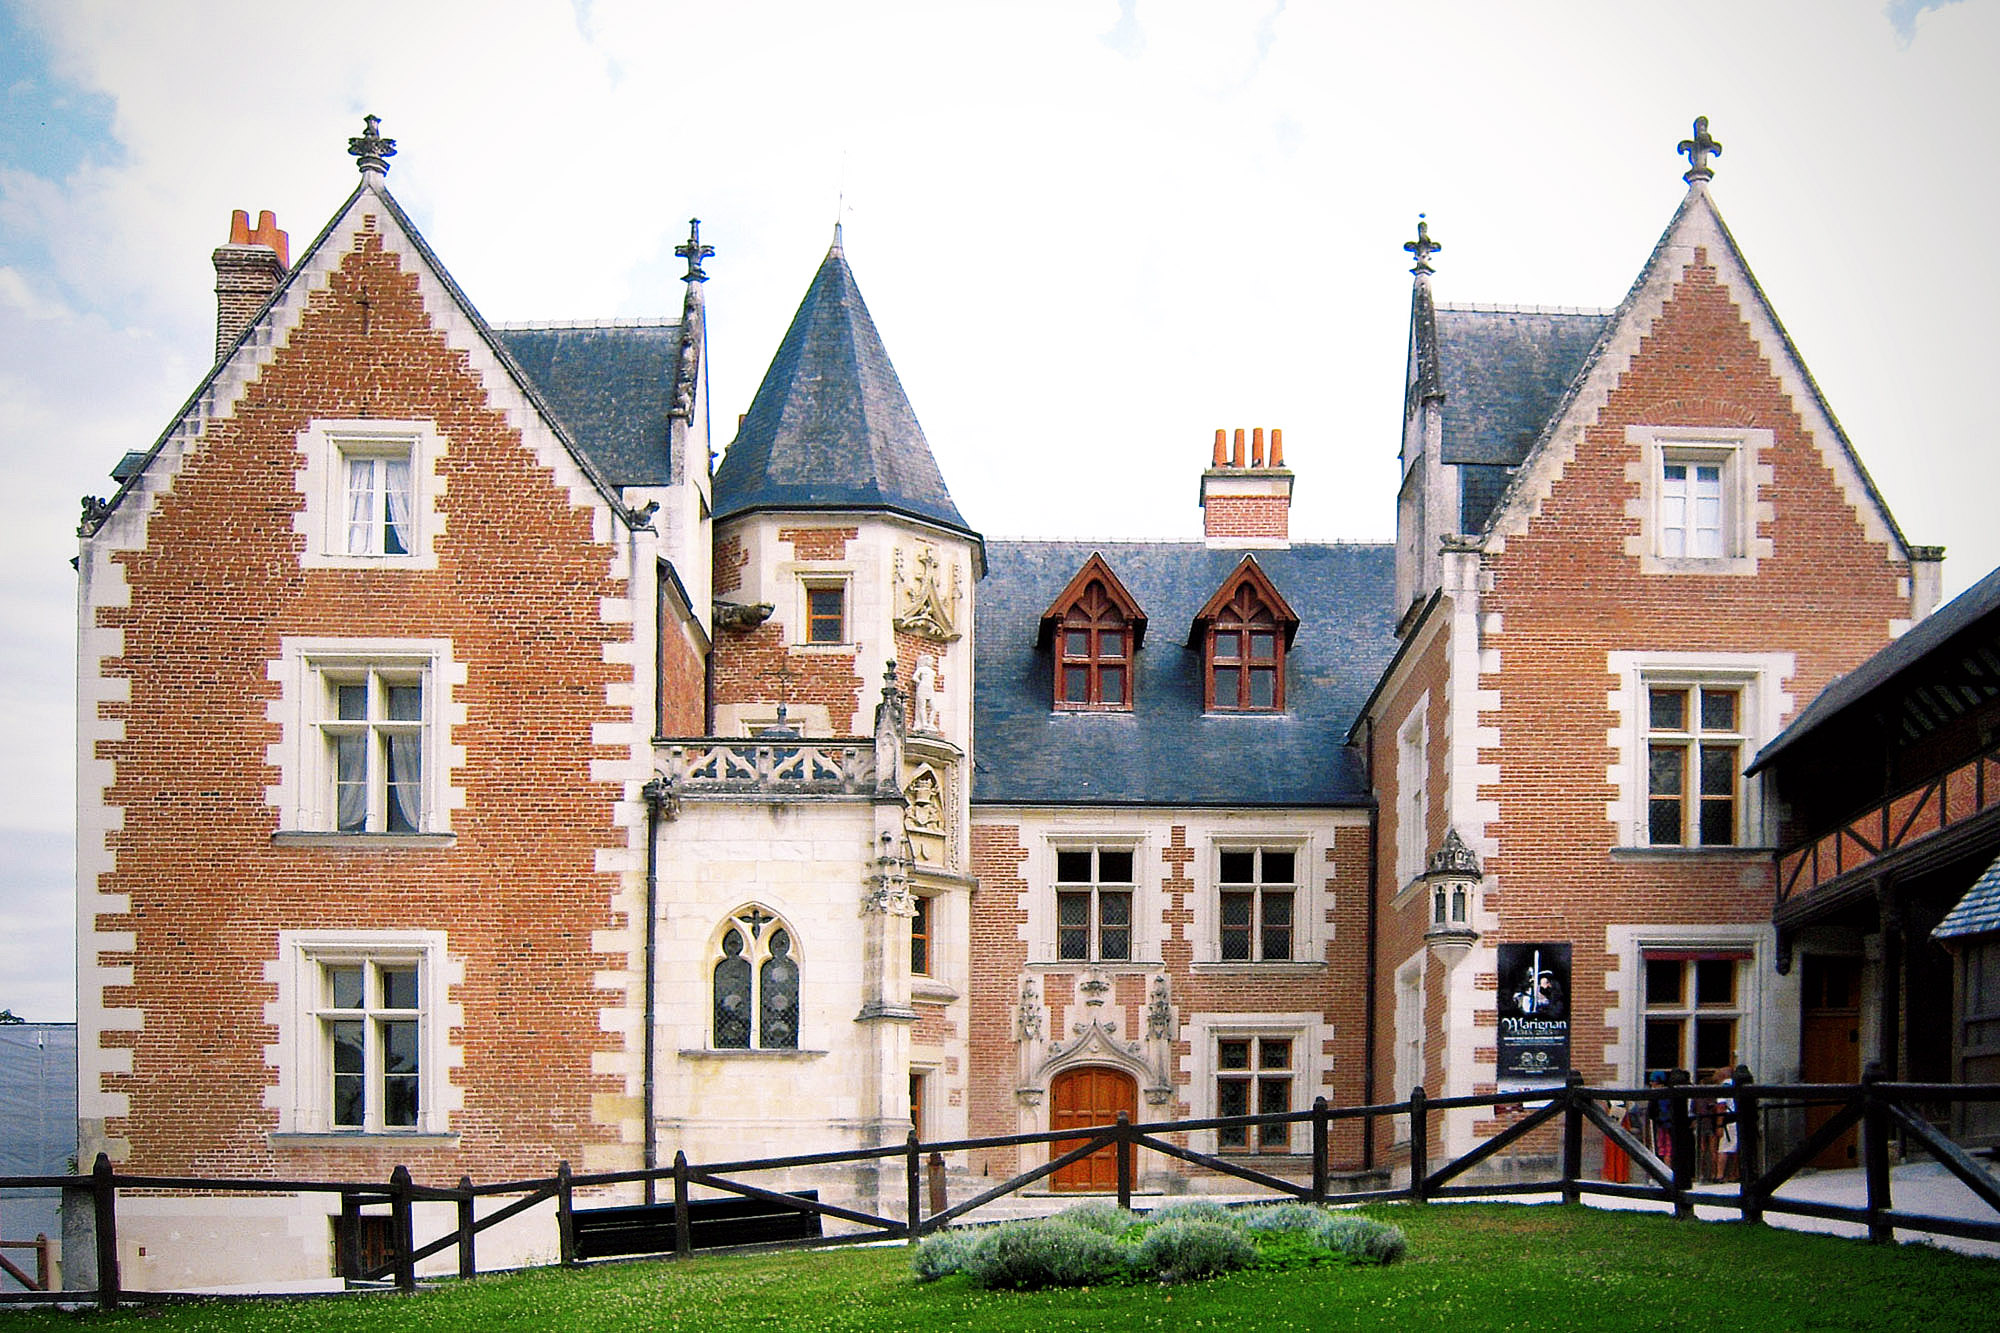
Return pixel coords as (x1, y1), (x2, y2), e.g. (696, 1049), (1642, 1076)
(88, 228), (641, 1182)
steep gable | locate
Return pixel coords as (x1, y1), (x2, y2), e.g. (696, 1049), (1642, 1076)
(1481, 186), (1915, 577)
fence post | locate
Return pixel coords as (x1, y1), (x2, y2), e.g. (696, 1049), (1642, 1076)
(389, 1164), (416, 1292)
(90, 1151), (119, 1312)
(928, 1150), (947, 1217)
(1862, 1061), (1893, 1243)
(555, 1160), (576, 1266)
(1667, 1070), (1694, 1220)
(905, 1130), (922, 1245)
(457, 1175), (476, 1279)
(1311, 1096), (1329, 1204)
(1731, 1065), (1761, 1225)
(1409, 1087), (1429, 1203)
(672, 1151), (692, 1259)
(1115, 1112), (1133, 1212)
(34, 1234), (50, 1292)
(339, 1189), (362, 1281)
(1561, 1069), (1584, 1206)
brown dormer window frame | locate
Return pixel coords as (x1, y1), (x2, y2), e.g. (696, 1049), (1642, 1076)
(1039, 554), (1147, 713)
(1191, 556), (1298, 714)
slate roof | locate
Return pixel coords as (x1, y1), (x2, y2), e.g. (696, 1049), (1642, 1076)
(1434, 306), (1609, 469)
(1936, 850), (2000, 940)
(494, 322), (685, 487)
(712, 235), (973, 536)
(1750, 561), (2000, 775)
(974, 540), (1397, 806)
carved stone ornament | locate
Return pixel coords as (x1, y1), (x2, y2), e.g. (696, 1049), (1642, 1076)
(910, 654), (944, 734)
(713, 600), (774, 631)
(1425, 827), (1482, 879)
(902, 768), (945, 860)
(864, 879), (917, 917)
(78, 495), (112, 536)
(1015, 978), (1045, 1042)
(1078, 970), (1112, 1008)
(892, 545), (961, 641)
(1145, 976), (1174, 1040)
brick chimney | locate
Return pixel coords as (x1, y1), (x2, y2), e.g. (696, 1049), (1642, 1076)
(1199, 427), (1294, 547)
(212, 209), (290, 362)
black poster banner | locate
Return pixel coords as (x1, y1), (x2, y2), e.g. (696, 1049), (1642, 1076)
(1497, 942), (1571, 1092)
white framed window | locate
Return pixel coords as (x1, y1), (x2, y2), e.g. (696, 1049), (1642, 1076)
(1217, 846), (1298, 962)
(1607, 927), (1767, 1089)
(1642, 950), (1749, 1083)
(342, 448), (414, 557)
(273, 930), (453, 1137)
(1187, 1013), (1326, 1156)
(1055, 846), (1135, 963)
(1607, 652), (1791, 850)
(269, 638), (463, 838)
(323, 665), (426, 833)
(1215, 1034), (1294, 1152)
(1645, 682), (1745, 847)
(1392, 954), (1425, 1143)
(711, 906), (802, 1050)
(1627, 426), (1770, 576)
(295, 419), (442, 569)
(1396, 704), (1430, 887)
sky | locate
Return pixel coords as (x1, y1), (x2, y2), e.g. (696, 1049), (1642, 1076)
(2, 0), (1995, 1021)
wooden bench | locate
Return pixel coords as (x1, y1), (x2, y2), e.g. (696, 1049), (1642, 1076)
(570, 1190), (823, 1259)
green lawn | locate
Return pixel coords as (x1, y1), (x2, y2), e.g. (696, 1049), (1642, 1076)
(3, 1205), (1996, 1332)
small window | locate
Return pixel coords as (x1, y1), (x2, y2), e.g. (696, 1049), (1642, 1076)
(805, 584), (846, 644)
(1193, 559), (1295, 713)
(911, 894), (932, 976)
(1218, 847), (1296, 961)
(1057, 582), (1132, 710)
(1659, 456), (1726, 559)
(1217, 1035), (1293, 1152)
(1054, 846), (1135, 962)
(1647, 684), (1744, 846)
(1040, 555), (1146, 712)
(713, 908), (801, 1050)
(1643, 952), (1747, 1083)
(342, 447), (415, 557)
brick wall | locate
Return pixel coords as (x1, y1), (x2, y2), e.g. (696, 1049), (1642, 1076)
(88, 229), (639, 1184)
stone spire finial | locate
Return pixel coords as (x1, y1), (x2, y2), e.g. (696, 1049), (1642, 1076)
(675, 218), (713, 284)
(1678, 116), (1721, 184)
(348, 115), (396, 177)
(1404, 215), (1441, 276)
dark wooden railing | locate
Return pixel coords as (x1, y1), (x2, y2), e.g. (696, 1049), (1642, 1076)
(0, 1234), (52, 1292)
(5, 1073), (1997, 1309)
(1776, 740), (2000, 907)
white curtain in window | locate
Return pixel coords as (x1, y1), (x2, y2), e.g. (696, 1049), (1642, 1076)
(386, 731), (422, 831)
(383, 457), (414, 556)
(345, 458), (376, 555)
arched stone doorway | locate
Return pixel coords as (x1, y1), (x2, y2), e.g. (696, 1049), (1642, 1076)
(1049, 1065), (1137, 1192)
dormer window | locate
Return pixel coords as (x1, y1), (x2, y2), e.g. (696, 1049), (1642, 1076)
(1191, 556), (1298, 713)
(1040, 554), (1147, 712)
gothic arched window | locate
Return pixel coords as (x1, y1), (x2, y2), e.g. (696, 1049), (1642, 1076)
(711, 907), (802, 1050)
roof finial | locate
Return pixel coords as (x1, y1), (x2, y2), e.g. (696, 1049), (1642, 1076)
(348, 114), (396, 178)
(1678, 116), (1721, 184)
(1404, 214), (1441, 275)
(675, 218), (713, 284)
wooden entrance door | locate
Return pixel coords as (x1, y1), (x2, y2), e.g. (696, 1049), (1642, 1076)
(1800, 955), (1862, 1168)
(1050, 1066), (1136, 1192)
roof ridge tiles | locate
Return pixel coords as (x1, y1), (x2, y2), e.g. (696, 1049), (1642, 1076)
(491, 317), (679, 330)
(1435, 302), (1616, 317)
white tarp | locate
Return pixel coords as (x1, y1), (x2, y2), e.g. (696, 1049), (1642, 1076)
(0, 1023), (76, 1262)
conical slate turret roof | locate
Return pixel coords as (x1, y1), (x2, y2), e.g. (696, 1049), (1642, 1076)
(713, 231), (973, 535)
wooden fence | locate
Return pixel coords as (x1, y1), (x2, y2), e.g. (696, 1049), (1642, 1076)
(4, 1070), (1997, 1309)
